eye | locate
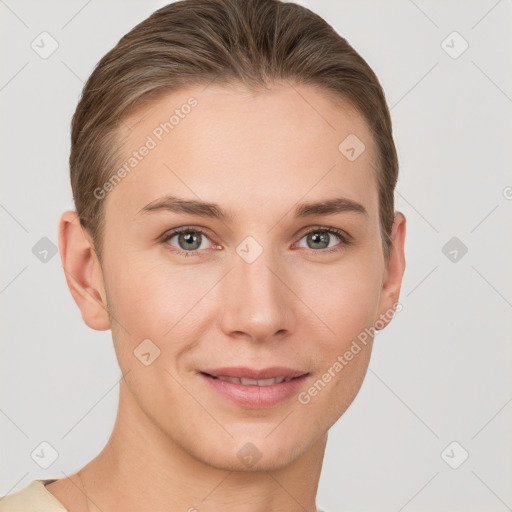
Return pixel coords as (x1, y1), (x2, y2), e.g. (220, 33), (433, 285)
(295, 227), (350, 253)
(160, 227), (217, 257)
(160, 225), (351, 258)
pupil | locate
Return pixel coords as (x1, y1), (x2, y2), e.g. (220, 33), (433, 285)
(180, 232), (200, 250)
(176, 230), (330, 251)
(309, 232), (328, 249)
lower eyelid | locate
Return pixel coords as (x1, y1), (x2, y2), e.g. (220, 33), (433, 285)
(295, 230), (347, 249)
(164, 230), (213, 251)
(163, 227), (349, 255)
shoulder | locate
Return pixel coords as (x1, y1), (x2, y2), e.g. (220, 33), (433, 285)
(0, 479), (68, 512)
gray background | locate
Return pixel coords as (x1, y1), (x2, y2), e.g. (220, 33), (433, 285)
(1, 1), (511, 510)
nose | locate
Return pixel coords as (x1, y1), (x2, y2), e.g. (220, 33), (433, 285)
(218, 246), (295, 343)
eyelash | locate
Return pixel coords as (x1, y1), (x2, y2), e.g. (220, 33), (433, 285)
(159, 225), (352, 258)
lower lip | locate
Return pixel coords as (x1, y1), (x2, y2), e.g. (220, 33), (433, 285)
(200, 373), (310, 409)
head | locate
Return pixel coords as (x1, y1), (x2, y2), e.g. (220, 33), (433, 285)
(60, 0), (406, 472)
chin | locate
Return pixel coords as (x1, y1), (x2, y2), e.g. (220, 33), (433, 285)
(187, 429), (313, 473)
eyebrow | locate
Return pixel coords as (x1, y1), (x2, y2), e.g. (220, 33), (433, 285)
(136, 195), (368, 221)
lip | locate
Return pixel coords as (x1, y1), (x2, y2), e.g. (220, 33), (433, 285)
(198, 367), (310, 409)
(200, 366), (308, 380)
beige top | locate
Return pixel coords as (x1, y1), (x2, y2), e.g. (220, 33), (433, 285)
(0, 479), (68, 512)
(0, 478), (327, 511)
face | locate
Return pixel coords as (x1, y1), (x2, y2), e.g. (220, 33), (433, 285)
(88, 83), (403, 471)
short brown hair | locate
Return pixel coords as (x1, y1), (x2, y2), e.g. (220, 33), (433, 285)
(70, 0), (398, 264)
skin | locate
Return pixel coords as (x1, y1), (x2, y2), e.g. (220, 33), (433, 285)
(50, 82), (406, 512)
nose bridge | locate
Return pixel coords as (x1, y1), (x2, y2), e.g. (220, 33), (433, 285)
(219, 237), (293, 340)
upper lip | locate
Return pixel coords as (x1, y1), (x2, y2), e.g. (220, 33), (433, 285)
(200, 366), (309, 380)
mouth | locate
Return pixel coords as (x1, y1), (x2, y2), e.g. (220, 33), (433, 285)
(200, 372), (304, 386)
(198, 367), (311, 408)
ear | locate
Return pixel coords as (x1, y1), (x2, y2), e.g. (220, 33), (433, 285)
(58, 211), (111, 331)
(375, 211), (406, 329)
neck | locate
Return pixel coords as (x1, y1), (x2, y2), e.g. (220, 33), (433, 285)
(79, 380), (326, 512)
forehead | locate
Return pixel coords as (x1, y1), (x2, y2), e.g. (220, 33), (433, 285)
(105, 83), (380, 224)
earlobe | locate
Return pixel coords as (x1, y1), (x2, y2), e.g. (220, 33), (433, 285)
(375, 211), (407, 330)
(58, 210), (111, 331)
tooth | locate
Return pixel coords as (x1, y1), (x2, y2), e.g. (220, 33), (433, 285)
(217, 376), (241, 384)
(257, 378), (278, 386)
(240, 377), (259, 385)
(214, 376), (292, 386)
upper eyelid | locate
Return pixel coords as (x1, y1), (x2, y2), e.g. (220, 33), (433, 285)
(160, 225), (212, 238)
(161, 225), (349, 247)
(296, 225), (349, 238)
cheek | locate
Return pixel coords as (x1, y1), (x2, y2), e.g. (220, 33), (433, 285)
(299, 258), (382, 420)
(105, 242), (384, 363)
(298, 257), (383, 346)
(298, 269), (378, 426)
(104, 258), (216, 357)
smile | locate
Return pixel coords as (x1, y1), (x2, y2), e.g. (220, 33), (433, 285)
(199, 371), (310, 408)
(205, 374), (299, 386)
